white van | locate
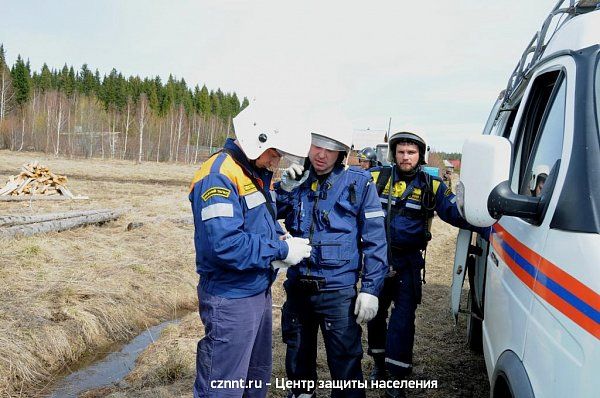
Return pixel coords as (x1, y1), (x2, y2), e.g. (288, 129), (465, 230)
(451, 1), (600, 397)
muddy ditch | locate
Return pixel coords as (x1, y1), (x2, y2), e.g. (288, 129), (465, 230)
(43, 318), (182, 398)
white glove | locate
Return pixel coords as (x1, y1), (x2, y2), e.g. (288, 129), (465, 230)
(280, 164), (309, 192)
(283, 237), (312, 265)
(271, 260), (290, 270)
(354, 292), (379, 324)
(271, 233), (295, 269)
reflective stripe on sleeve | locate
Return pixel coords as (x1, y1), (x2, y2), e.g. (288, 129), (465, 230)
(406, 202), (422, 210)
(245, 191), (266, 209)
(201, 203), (234, 220)
(365, 210), (385, 219)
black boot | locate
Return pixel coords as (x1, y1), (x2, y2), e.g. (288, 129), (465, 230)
(384, 376), (406, 398)
(369, 356), (387, 381)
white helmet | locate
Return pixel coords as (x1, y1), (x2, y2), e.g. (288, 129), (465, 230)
(387, 130), (430, 164)
(233, 99), (311, 160)
(529, 164), (550, 192)
(308, 108), (354, 152)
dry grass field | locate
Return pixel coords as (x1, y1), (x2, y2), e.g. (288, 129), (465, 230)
(81, 220), (489, 398)
(0, 151), (487, 397)
(0, 150), (200, 397)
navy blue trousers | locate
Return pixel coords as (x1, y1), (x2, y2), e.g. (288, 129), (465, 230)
(367, 264), (421, 378)
(282, 284), (365, 398)
(194, 285), (272, 398)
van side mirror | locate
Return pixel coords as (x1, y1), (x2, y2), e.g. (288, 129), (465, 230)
(458, 136), (511, 227)
(488, 160), (560, 224)
(488, 181), (540, 219)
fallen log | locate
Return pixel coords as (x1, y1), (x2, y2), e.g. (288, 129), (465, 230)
(0, 210), (125, 238)
(0, 210), (115, 228)
(0, 195), (89, 202)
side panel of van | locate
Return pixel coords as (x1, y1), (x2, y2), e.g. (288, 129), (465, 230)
(484, 56), (578, 390)
(524, 230), (600, 397)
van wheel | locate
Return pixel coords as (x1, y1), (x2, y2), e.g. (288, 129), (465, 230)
(466, 287), (483, 353)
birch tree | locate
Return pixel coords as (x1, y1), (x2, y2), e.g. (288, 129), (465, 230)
(0, 45), (14, 123)
(137, 93), (149, 163)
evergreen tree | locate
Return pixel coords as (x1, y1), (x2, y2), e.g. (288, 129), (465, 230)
(198, 84), (211, 116)
(210, 90), (221, 117)
(231, 92), (241, 116)
(0, 44), (6, 69)
(39, 64), (52, 93)
(11, 55), (31, 108)
(93, 69), (102, 96)
(241, 96), (250, 111)
(220, 92), (232, 120)
(144, 77), (159, 114)
(79, 64), (96, 96)
(66, 66), (76, 97)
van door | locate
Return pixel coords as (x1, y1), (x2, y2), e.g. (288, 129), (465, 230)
(520, 54), (600, 397)
(484, 60), (573, 378)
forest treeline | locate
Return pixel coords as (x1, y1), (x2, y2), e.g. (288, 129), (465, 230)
(0, 44), (248, 163)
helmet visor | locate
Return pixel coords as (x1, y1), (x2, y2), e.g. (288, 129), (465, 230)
(311, 133), (348, 152)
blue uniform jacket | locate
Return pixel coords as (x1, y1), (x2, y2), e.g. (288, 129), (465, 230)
(276, 164), (388, 296)
(371, 165), (482, 269)
(189, 139), (289, 298)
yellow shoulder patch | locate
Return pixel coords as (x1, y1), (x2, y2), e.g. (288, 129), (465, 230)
(201, 187), (231, 201)
(219, 155), (258, 195)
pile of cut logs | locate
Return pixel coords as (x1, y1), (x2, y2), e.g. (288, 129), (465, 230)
(0, 161), (85, 200)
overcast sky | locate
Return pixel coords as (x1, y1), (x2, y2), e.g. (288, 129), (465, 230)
(1, 0), (555, 151)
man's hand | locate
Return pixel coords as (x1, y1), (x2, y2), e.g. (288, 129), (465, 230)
(354, 292), (379, 323)
(280, 164), (309, 192)
(283, 237), (312, 265)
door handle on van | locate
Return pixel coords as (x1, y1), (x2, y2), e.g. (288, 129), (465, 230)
(490, 251), (499, 267)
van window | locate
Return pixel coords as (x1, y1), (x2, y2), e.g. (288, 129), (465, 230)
(511, 70), (564, 194)
(521, 79), (566, 197)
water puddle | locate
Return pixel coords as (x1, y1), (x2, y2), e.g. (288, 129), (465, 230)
(47, 319), (179, 397)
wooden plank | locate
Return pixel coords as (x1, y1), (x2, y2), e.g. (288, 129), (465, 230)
(57, 186), (74, 199)
(16, 178), (33, 194)
(0, 181), (18, 196)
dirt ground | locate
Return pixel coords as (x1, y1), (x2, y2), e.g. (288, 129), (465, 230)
(0, 151), (487, 397)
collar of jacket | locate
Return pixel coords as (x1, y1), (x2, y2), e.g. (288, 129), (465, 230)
(306, 163), (346, 191)
(223, 138), (273, 189)
(394, 164), (420, 182)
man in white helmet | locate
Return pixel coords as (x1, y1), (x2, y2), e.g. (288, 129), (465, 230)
(367, 131), (487, 397)
(189, 102), (313, 398)
(275, 123), (388, 398)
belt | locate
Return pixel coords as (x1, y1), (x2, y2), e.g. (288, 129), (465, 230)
(290, 276), (326, 294)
